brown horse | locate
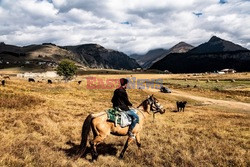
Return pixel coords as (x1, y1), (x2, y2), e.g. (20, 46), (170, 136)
(75, 95), (165, 160)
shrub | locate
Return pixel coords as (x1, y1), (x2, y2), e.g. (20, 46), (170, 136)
(56, 59), (77, 81)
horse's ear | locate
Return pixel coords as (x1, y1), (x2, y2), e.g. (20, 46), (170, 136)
(151, 94), (154, 97)
(147, 95), (150, 98)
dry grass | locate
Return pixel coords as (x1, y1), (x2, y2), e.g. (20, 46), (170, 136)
(0, 75), (249, 167)
(0, 90), (45, 109)
(163, 78), (250, 103)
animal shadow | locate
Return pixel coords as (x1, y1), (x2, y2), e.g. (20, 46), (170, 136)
(60, 140), (118, 159)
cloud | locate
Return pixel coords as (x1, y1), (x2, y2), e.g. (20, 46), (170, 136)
(0, 0), (249, 54)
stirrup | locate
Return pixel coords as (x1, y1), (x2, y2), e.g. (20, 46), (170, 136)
(127, 131), (135, 139)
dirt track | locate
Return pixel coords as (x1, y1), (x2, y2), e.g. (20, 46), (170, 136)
(148, 88), (250, 112)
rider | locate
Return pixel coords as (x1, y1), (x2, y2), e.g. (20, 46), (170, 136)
(111, 78), (139, 137)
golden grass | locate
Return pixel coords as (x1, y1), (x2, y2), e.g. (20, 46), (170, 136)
(0, 75), (249, 167)
(0, 91), (45, 109)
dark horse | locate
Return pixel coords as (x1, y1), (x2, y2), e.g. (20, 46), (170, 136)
(75, 95), (165, 160)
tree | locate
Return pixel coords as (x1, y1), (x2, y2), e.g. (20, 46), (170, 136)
(56, 59), (77, 81)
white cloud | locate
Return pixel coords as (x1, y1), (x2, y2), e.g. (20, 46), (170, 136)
(0, 0), (249, 54)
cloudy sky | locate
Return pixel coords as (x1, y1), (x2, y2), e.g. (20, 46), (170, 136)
(0, 0), (250, 54)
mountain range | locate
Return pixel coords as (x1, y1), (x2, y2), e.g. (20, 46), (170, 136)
(130, 42), (194, 68)
(150, 36), (250, 73)
(1, 36), (249, 73)
(64, 44), (139, 69)
(0, 42), (140, 70)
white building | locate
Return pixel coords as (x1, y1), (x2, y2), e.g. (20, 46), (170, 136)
(17, 71), (59, 78)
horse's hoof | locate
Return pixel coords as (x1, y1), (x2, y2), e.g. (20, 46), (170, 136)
(119, 154), (124, 159)
(91, 153), (98, 161)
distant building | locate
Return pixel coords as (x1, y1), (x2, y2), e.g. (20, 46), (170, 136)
(18, 71), (59, 78)
(217, 71), (225, 74)
(164, 70), (171, 73)
(38, 62), (46, 65)
(220, 69), (236, 73)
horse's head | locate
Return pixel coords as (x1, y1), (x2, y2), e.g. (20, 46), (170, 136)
(138, 94), (165, 114)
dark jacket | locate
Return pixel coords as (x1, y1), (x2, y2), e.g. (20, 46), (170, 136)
(111, 86), (132, 111)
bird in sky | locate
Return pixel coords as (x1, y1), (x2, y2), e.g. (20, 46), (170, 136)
(193, 12), (203, 17)
(219, 0), (227, 4)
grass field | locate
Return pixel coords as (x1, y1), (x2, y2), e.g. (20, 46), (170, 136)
(163, 79), (250, 103)
(0, 74), (249, 166)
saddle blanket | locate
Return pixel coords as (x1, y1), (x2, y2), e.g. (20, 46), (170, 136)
(106, 108), (137, 128)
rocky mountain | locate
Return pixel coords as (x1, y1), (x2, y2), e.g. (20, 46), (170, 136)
(189, 36), (248, 54)
(150, 36), (250, 73)
(130, 48), (168, 68)
(169, 42), (194, 54)
(0, 42), (140, 70)
(130, 42), (193, 69)
(64, 44), (140, 70)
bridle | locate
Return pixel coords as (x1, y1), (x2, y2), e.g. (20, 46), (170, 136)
(147, 97), (163, 113)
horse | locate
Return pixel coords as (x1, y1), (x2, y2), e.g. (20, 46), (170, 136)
(48, 79), (52, 84)
(75, 95), (165, 160)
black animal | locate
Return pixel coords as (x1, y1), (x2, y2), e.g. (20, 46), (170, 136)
(78, 81), (82, 85)
(176, 101), (187, 112)
(160, 86), (171, 93)
(48, 79), (52, 84)
(1, 80), (5, 86)
(28, 78), (35, 82)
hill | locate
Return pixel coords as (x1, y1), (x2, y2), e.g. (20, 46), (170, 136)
(64, 44), (140, 70)
(189, 36), (248, 54)
(150, 36), (250, 73)
(130, 42), (193, 69)
(0, 43), (140, 70)
(130, 48), (168, 68)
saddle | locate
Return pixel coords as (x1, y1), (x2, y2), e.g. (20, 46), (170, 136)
(106, 108), (132, 128)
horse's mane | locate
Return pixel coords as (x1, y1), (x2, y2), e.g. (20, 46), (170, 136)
(137, 99), (149, 111)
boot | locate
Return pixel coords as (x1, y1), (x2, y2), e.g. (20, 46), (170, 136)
(127, 129), (135, 139)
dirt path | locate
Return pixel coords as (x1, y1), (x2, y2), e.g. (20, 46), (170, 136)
(148, 88), (250, 112)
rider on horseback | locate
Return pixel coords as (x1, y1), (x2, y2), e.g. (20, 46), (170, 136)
(111, 78), (139, 138)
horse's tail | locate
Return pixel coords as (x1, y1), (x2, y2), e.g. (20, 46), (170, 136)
(75, 112), (106, 159)
(76, 114), (93, 158)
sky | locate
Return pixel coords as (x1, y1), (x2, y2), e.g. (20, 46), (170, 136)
(0, 0), (250, 54)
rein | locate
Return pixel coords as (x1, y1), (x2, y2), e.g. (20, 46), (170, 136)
(136, 107), (146, 118)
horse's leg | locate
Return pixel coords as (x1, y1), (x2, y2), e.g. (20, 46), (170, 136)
(91, 122), (98, 138)
(135, 133), (142, 156)
(153, 113), (155, 122)
(90, 133), (108, 160)
(119, 137), (134, 159)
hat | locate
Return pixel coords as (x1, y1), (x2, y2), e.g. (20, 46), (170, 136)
(120, 78), (128, 86)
